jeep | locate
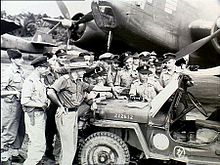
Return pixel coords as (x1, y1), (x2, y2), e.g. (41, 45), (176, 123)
(77, 73), (220, 165)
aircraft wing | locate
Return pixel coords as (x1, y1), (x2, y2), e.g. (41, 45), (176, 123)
(1, 19), (21, 35)
(31, 30), (57, 47)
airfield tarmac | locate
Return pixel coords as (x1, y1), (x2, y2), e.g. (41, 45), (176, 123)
(1, 55), (220, 165)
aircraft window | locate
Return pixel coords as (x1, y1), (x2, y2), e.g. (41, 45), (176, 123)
(165, 0), (178, 14)
(99, 6), (114, 16)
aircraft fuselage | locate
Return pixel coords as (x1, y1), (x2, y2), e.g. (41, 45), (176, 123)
(92, 0), (220, 67)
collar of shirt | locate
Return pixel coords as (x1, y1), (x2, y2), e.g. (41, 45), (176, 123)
(28, 70), (41, 82)
(10, 64), (23, 74)
(165, 69), (176, 75)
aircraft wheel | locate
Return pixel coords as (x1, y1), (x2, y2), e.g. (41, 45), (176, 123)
(211, 16), (220, 54)
(78, 131), (130, 165)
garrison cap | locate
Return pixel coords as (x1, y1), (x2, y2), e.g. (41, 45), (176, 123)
(31, 56), (48, 68)
(110, 55), (120, 63)
(55, 49), (67, 57)
(136, 65), (149, 71)
(99, 52), (113, 60)
(122, 52), (133, 63)
(83, 66), (105, 78)
(150, 51), (157, 57)
(43, 52), (54, 59)
(163, 53), (176, 63)
(140, 55), (150, 61)
(112, 58), (120, 64)
(163, 53), (176, 59)
(139, 51), (151, 58)
(133, 52), (139, 59)
(7, 49), (22, 59)
(138, 68), (152, 75)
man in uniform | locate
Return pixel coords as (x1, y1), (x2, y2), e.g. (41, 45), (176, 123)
(148, 51), (158, 75)
(132, 52), (140, 70)
(21, 56), (50, 165)
(115, 55), (137, 89)
(43, 52), (63, 164)
(138, 51), (151, 69)
(159, 53), (178, 87)
(106, 55), (121, 87)
(98, 52), (113, 73)
(129, 68), (163, 102)
(1, 49), (25, 164)
(47, 69), (121, 165)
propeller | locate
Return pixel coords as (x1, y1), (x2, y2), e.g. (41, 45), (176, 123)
(56, 1), (71, 19)
(43, 1), (93, 49)
(176, 28), (220, 60)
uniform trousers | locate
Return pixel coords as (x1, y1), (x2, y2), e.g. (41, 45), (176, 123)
(23, 110), (46, 165)
(45, 102), (58, 159)
(1, 98), (25, 160)
(55, 110), (78, 165)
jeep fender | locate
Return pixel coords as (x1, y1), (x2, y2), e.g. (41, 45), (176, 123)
(92, 119), (151, 158)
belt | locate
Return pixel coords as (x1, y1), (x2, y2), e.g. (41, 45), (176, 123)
(33, 107), (44, 112)
(67, 106), (78, 112)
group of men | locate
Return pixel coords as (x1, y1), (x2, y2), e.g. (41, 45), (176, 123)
(1, 48), (181, 165)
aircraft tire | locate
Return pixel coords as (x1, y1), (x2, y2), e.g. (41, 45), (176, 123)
(78, 131), (130, 165)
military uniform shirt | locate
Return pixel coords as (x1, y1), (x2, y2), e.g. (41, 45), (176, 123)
(21, 70), (48, 108)
(51, 74), (94, 108)
(1, 64), (25, 100)
(114, 68), (137, 88)
(130, 78), (163, 101)
(159, 69), (176, 87)
(106, 68), (118, 86)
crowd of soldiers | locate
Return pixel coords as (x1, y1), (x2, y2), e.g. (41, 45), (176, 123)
(1, 48), (185, 165)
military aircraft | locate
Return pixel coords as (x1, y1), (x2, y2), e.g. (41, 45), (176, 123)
(1, 18), (57, 51)
(1, 18), (91, 63)
(1, 31), (56, 53)
(44, 0), (220, 69)
(1, 18), (22, 35)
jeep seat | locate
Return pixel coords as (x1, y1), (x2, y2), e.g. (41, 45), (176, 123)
(196, 119), (220, 132)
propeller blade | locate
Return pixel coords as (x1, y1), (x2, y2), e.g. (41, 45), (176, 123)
(43, 17), (62, 24)
(176, 29), (220, 60)
(76, 11), (93, 24)
(56, 1), (71, 19)
(47, 22), (61, 34)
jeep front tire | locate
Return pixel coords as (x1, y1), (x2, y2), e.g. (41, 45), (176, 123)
(78, 131), (130, 165)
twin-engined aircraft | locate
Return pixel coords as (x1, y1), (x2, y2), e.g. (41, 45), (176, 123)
(44, 0), (220, 69)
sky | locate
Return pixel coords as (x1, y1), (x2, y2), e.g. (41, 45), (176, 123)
(1, 1), (93, 17)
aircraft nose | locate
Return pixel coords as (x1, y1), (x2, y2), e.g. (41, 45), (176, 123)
(91, 1), (117, 30)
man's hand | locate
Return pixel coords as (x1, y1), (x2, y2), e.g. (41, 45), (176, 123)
(111, 86), (124, 99)
(56, 106), (67, 118)
(112, 86), (124, 94)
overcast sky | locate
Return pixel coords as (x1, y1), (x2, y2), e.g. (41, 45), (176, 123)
(1, 1), (92, 17)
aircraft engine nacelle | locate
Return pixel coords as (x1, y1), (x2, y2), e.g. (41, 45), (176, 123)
(211, 17), (220, 54)
(72, 20), (107, 53)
